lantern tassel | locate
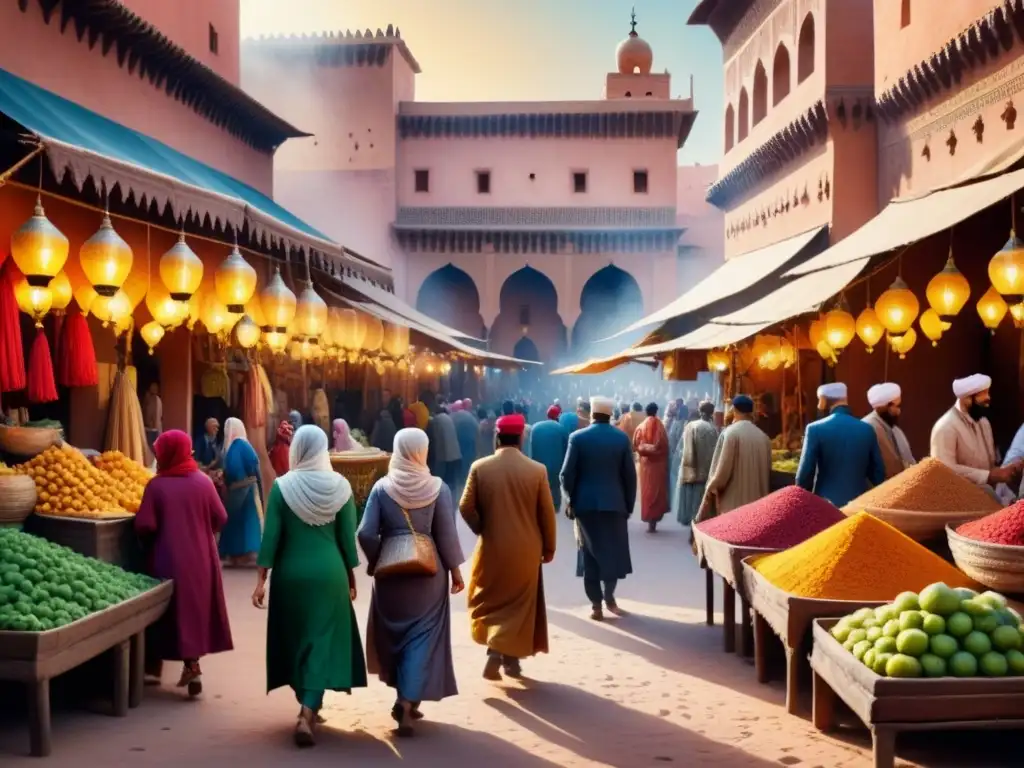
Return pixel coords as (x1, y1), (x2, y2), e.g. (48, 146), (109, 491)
(57, 308), (98, 387)
(28, 330), (58, 404)
(0, 260), (26, 392)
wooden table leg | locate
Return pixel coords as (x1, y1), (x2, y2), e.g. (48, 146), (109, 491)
(129, 630), (145, 709)
(705, 568), (714, 626)
(739, 595), (753, 659)
(112, 639), (130, 717)
(27, 678), (51, 757)
(785, 647), (799, 715)
(753, 611), (770, 684)
(871, 727), (897, 768)
(722, 578), (736, 653)
(811, 670), (836, 731)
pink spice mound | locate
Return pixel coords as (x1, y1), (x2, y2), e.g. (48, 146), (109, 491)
(956, 501), (1024, 546)
(696, 486), (845, 548)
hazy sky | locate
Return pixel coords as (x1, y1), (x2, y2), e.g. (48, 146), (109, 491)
(241, 0), (724, 166)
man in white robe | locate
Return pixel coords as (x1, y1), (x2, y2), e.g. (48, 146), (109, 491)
(930, 374), (1020, 500)
(863, 383), (915, 480)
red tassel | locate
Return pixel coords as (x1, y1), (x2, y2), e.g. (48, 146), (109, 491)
(28, 330), (57, 404)
(0, 261), (25, 393)
(57, 309), (98, 388)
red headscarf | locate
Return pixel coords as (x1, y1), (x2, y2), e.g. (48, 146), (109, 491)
(154, 430), (198, 477)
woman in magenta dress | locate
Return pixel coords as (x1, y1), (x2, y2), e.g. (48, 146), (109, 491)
(135, 430), (234, 697)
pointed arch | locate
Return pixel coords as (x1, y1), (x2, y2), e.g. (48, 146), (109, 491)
(752, 60), (768, 127)
(798, 13), (815, 84)
(724, 103), (735, 152)
(738, 87), (749, 142)
(572, 265), (644, 357)
(490, 267), (566, 363)
(773, 44), (791, 106)
(415, 264), (485, 338)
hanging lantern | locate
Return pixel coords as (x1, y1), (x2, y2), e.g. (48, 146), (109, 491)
(855, 307), (884, 353)
(919, 308), (944, 346)
(90, 289), (131, 327)
(265, 329), (289, 353)
(779, 337), (796, 368)
(824, 299), (856, 352)
(989, 229), (1024, 301)
(234, 315), (261, 349)
(146, 281), (186, 328)
(926, 251), (971, 320)
(976, 286), (1008, 333)
(11, 198), (69, 286)
(49, 271), (72, 313)
(890, 328), (918, 359)
(214, 243), (258, 314)
(295, 282), (327, 339)
(288, 340), (303, 361)
(80, 213), (133, 296)
(1011, 302), (1024, 330)
(245, 291), (267, 329)
(816, 340), (837, 365)
(140, 321), (165, 354)
(752, 335), (781, 370)
(383, 323), (410, 358)
(73, 283), (98, 316)
(362, 316), (384, 352)
(14, 279), (52, 328)
(159, 233), (203, 300)
(875, 276), (919, 334)
(706, 349), (730, 372)
(200, 293), (232, 336)
(808, 316), (826, 348)
(321, 308), (338, 351)
(260, 267), (297, 333)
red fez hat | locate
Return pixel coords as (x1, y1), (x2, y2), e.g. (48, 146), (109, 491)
(547, 405), (562, 420)
(495, 414), (526, 436)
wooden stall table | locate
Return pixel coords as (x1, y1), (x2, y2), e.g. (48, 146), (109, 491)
(0, 581), (173, 757)
(23, 514), (143, 572)
(742, 558), (885, 715)
(810, 618), (1024, 768)
(692, 527), (778, 657)
(329, 450), (391, 517)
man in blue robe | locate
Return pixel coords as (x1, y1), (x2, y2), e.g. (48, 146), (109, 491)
(531, 406), (570, 509)
(193, 417), (221, 468)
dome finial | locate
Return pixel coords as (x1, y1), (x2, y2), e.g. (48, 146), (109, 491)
(630, 7), (638, 36)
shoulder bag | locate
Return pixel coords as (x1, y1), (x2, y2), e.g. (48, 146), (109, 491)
(374, 506), (439, 578)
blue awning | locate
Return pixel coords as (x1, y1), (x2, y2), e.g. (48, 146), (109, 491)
(0, 65), (390, 284)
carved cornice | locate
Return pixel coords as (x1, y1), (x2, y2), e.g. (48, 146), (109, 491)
(394, 229), (681, 255)
(395, 207), (677, 229)
(876, 1), (1024, 124)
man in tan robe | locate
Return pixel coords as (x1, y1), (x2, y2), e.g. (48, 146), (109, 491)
(863, 382), (916, 480)
(460, 413), (557, 681)
(697, 395), (771, 520)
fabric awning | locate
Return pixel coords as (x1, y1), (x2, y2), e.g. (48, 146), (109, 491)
(788, 166), (1024, 277)
(608, 226), (825, 339)
(0, 65), (391, 284)
(550, 355), (656, 375)
(343, 278), (483, 342)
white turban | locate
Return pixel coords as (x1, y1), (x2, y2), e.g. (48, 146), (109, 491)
(868, 383), (901, 409)
(953, 374), (992, 399)
(590, 396), (614, 416)
(816, 383), (847, 400)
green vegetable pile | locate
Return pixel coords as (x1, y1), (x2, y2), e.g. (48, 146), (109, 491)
(0, 529), (157, 632)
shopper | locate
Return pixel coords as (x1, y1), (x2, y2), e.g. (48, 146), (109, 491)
(218, 417), (264, 566)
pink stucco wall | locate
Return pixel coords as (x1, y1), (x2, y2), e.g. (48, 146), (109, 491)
(0, 4), (273, 192)
(676, 164), (725, 290)
(118, 0), (241, 86)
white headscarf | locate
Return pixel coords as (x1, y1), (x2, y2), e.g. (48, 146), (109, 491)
(277, 425), (352, 526)
(381, 428), (442, 510)
(222, 417), (247, 455)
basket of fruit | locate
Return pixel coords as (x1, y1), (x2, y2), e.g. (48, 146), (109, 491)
(0, 422), (62, 458)
(0, 466), (37, 524)
(20, 445), (137, 519)
(946, 525), (1024, 594)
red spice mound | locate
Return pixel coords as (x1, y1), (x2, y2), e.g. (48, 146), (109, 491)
(956, 501), (1024, 546)
(696, 486), (845, 548)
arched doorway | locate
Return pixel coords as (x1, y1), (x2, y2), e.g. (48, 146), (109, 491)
(513, 337), (542, 394)
(572, 265), (644, 358)
(490, 266), (567, 366)
(415, 264), (485, 338)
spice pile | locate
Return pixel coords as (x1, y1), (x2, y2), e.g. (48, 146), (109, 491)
(697, 486), (843, 548)
(957, 501), (1024, 546)
(751, 512), (977, 600)
(844, 458), (1001, 514)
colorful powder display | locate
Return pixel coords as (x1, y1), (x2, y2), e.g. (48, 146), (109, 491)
(696, 486), (844, 548)
(957, 501), (1024, 546)
(844, 458), (1001, 514)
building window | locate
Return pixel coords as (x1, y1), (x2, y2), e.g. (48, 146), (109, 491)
(625, 91), (632, 98)
(573, 171), (588, 194)
(738, 88), (749, 142)
(752, 60), (768, 127)
(414, 169), (430, 193)
(476, 170), (491, 194)
(724, 104), (735, 152)
(773, 44), (791, 106)
(797, 13), (815, 84)
(633, 170), (649, 194)
(901, 0), (911, 28)
(209, 24), (219, 55)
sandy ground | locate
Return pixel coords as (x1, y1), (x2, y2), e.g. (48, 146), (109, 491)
(1, 512), (1019, 767)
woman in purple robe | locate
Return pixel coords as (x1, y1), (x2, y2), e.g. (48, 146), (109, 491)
(135, 430), (234, 697)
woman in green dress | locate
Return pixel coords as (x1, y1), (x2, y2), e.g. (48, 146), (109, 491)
(252, 425), (367, 747)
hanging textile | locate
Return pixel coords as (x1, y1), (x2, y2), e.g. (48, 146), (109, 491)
(104, 368), (150, 465)
(27, 330), (57, 404)
(0, 261), (25, 392)
(57, 309), (98, 387)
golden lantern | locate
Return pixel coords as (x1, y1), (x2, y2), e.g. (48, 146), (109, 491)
(322, 308), (341, 351)
(362, 316), (384, 352)
(344, 309), (367, 350)
(49, 271), (72, 313)
(855, 307), (883, 353)
(808, 316), (826, 348)
(146, 281), (186, 328)
(752, 335), (781, 370)
(260, 267), (297, 332)
(140, 321), (165, 354)
(989, 229), (1024, 301)
(245, 291), (267, 329)
(926, 252), (970, 320)
(90, 290), (131, 327)
(11, 198), (69, 286)
(14, 280), (52, 327)
(441, 361), (452, 375)
(265, 330), (289, 353)
(919, 308), (944, 346)
(875, 276), (919, 334)
(159, 233), (203, 301)
(816, 340), (837, 365)
(234, 315), (261, 349)
(80, 213), (133, 296)
(214, 244), (258, 314)
(295, 282), (327, 339)
(1011, 302), (1024, 329)
(288, 340), (303, 361)
(976, 286), (1008, 333)
(780, 337), (796, 368)
(890, 328), (917, 359)
(200, 293), (232, 336)
(706, 349), (730, 372)
(383, 323), (411, 358)
(73, 283), (98, 316)
(824, 300), (856, 352)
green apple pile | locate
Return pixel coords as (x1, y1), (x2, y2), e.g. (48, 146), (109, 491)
(830, 582), (1024, 679)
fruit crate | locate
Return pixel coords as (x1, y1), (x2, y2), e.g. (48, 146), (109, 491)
(0, 580), (173, 757)
(810, 617), (1024, 768)
(742, 557), (885, 715)
(692, 527), (778, 657)
(23, 515), (142, 573)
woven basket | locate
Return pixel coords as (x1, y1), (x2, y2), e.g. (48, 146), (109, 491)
(0, 474), (38, 524)
(330, 452), (391, 509)
(946, 525), (1024, 593)
(0, 425), (62, 457)
(849, 505), (992, 542)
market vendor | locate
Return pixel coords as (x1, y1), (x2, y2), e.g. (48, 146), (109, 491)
(863, 382), (916, 480)
(194, 417), (222, 469)
(930, 374), (1021, 502)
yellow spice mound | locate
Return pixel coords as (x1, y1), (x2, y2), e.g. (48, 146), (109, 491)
(752, 512), (977, 601)
(843, 457), (1001, 514)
